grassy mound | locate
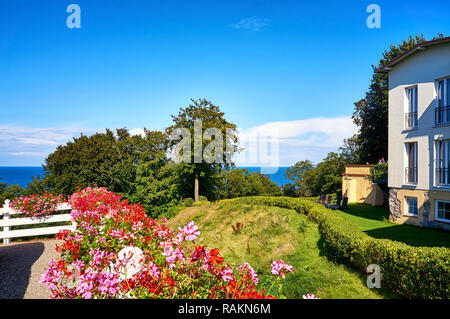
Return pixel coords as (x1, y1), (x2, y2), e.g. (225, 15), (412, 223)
(168, 201), (395, 299)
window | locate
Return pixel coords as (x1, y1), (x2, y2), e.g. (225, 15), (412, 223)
(436, 200), (450, 222)
(405, 197), (418, 216)
(405, 142), (417, 184)
(405, 86), (418, 129)
(435, 140), (450, 186)
(435, 77), (450, 125)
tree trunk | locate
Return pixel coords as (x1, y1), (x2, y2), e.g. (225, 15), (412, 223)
(194, 169), (199, 202)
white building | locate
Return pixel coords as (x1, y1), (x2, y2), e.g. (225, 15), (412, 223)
(378, 37), (450, 230)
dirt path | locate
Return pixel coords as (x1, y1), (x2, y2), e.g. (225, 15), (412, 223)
(0, 239), (60, 299)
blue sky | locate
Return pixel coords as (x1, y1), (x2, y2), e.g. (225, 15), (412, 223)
(0, 0), (449, 166)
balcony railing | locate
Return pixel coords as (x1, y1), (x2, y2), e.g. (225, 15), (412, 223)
(405, 167), (417, 185)
(371, 164), (388, 184)
(405, 112), (418, 129)
(435, 106), (450, 126)
(435, 168), (450, 186)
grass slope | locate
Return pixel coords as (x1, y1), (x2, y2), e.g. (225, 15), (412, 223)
(336, 204), (450, 249)
(168, 201), (396, 299)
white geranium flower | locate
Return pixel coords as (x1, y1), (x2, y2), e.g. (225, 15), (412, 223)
(116, 246), (144, 280)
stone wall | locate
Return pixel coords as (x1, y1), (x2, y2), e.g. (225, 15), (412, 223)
(388, 188), (402, 222)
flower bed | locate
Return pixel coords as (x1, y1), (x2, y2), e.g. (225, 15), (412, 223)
(40, 187), (293, 299)
(11, 193), (64, 218)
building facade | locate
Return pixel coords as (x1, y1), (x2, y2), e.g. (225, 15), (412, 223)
(379, 37), (450, 230)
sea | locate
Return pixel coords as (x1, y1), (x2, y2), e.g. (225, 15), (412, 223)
(0, 166), (291, 188)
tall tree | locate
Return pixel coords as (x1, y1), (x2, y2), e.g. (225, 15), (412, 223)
(338, 135), (361, 164)
(43, 128), (167, 196)
(304, 152), (346, 196)
(285, 160), (314, 197)
(352, 34), (431, 163)
(166, 98), (239, 201)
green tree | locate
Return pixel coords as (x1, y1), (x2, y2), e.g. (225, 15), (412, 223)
(126, 130), (183, 217)
(248, 171), (282, 197)
(0, 179), (26, 204)
(219, 168), (282, 198)
(338, 136), (361, 164)
(166, 98), (239, 201)
(304, 152), (345, 196)
(130, 162), (180, 218)
(24, 176), (49, 196)
(282, 183), (297, 197)
(43, 128), (167, 196)
(285, 160), (314, 197)
(352, 34), (433, 163)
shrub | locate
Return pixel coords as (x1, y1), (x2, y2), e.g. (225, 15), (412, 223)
(224, 196), (450, 299)
(181, 198), (194, 207)
(40, 187), (292, 299)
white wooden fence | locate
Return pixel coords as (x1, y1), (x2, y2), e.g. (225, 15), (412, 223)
(0, 199), (74, 245)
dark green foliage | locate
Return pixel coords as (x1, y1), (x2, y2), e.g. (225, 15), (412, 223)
(219, 168), (282, 199)
(166, 98), (239, 201)
(351, 34), (439, 163)
(282, 183), (297, 197)
(0, 179), (26, 205)
(129, 162), (181, 218)
(285, 160), (314, 197)
(338, 136), (361, 164)
(286, 153), (346, 197)
(181, 198), (195, 207)
(225, 196), (450, 299)
(25, 176), (50, 196)
(41, 128), (184, 217)
(173, 162), (223, 201)
(43, 128), (136, 195)
(304, 152), (345, 196)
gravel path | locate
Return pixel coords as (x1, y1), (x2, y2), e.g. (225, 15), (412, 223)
(0, 239), (60, 299)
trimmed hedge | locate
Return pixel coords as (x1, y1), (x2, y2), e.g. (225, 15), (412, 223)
(222, 196), (450, 299)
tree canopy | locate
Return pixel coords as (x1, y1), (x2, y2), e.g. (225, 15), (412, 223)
(166, 98), (239, 201)
(351, 34), (434, 163)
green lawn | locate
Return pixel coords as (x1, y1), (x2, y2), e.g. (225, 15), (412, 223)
(169, 202), (396, 299)
(336, 204), (450, 249)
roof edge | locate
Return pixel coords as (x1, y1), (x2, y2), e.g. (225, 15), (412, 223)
(375, 36), (450, 73)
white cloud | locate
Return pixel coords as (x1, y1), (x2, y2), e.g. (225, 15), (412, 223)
(231, 17), (269, 32)
(128, 128), (146, 137)
(0, 117), (357, 167)
(234, 116), (357, 167)
(0, 125), (98, 165)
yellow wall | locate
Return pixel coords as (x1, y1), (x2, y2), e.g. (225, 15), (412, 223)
(390, 188), (450, 229)
(342, 165), (384, 206)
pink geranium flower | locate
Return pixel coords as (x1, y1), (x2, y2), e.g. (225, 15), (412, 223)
(220, 266), (234, 282)
(178, 221), (200, 241)
(303, 294), (320, 299)
(270, 260), (294, 279)
(238, 262), (259, 285)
